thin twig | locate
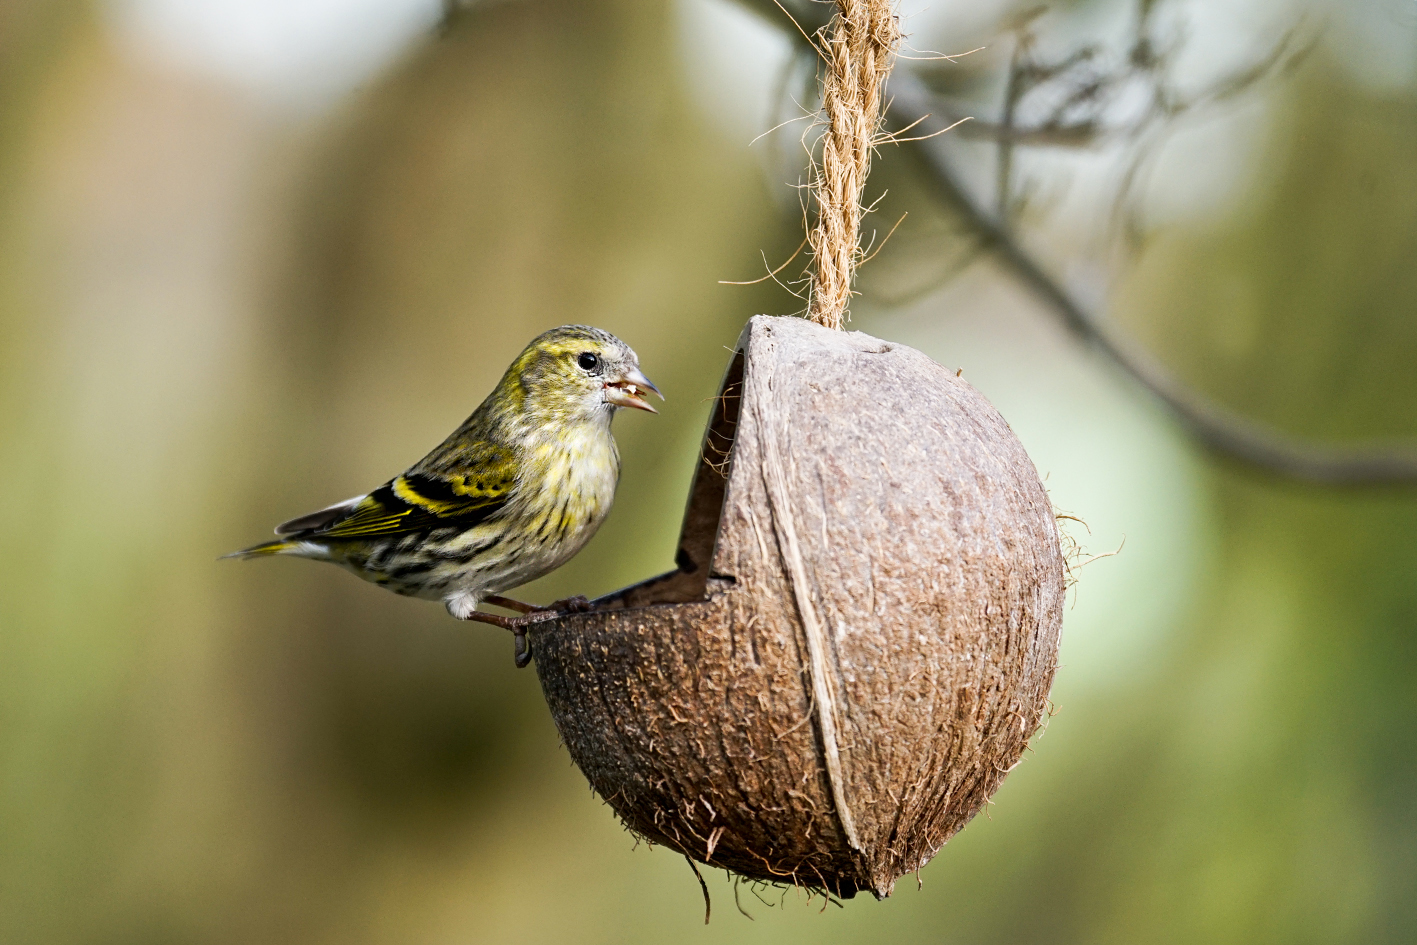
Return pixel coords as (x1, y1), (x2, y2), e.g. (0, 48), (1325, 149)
(886, 70), (1417, 484)
(728, 0), (1417, 485)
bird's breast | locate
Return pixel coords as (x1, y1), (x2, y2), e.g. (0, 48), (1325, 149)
(521, 424), (620, 548)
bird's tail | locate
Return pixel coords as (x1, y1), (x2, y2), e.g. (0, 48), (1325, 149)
(221, 539), (299, 560)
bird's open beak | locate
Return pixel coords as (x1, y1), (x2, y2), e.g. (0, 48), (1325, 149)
(604, 367), (663, 413)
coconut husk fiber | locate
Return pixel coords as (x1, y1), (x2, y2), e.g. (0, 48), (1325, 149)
(530, 315), (1064, 899)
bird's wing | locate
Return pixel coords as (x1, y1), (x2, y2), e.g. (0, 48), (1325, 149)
(275, 495), (364, 534)
(297, 444), (518, 540)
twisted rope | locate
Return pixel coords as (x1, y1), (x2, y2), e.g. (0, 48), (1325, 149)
(808, 0), (901, 329)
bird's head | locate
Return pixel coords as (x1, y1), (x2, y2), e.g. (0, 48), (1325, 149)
(506, 325), (662, 425)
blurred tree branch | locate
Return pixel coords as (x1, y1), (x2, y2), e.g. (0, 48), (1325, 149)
(727, 0), (1417, 484)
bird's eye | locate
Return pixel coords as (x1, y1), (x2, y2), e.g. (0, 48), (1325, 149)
(577, 352), (600, 372)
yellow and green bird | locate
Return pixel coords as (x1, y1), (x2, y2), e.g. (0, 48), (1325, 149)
(227, 325), (660, 665)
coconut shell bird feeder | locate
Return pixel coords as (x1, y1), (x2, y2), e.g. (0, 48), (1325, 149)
(527, 0), (1064, 901)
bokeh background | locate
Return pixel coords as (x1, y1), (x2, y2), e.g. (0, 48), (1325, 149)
(2, 0), (1415, 941)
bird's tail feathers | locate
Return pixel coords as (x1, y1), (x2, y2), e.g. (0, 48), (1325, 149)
(221, 539), (301, 560)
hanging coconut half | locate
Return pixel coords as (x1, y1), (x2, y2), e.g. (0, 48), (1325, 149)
(529, 315), (1064, 899)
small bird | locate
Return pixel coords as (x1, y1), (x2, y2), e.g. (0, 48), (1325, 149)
(226, 325), (661, 666)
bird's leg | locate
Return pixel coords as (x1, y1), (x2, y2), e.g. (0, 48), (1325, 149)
(456, 608), (558, 669)
(462, 595), (596, 670)
(482, 594), (539, 615)
(484, 593), (594, 615)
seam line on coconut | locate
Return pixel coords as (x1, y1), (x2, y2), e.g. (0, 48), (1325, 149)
(749, 335), (862, 852)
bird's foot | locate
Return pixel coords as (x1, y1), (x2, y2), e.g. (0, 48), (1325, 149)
(484, 593), (594, 615)
(458, 596), (595, 669)
(546, 595), (593, 614)
(456, 607), (559, 669)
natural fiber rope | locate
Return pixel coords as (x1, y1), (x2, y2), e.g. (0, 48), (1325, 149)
(808, 0), (902, 330)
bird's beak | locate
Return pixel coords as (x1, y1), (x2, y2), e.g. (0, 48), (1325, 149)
(604, 367), (663, 414)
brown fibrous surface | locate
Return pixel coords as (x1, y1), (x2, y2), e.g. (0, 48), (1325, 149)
(532, 316), (1064, 899)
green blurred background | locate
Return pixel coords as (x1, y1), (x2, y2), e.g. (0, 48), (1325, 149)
(2, 0), (1414, 941)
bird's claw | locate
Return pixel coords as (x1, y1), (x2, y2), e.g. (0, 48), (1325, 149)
(459, 602), (586, 669)
(484, 593), (594, 616)
(509, 596), (591, 669)
(548, 595), (593, 614)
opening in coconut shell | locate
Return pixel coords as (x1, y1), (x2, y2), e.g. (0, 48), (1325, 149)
(530, 315), (1064, 899)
